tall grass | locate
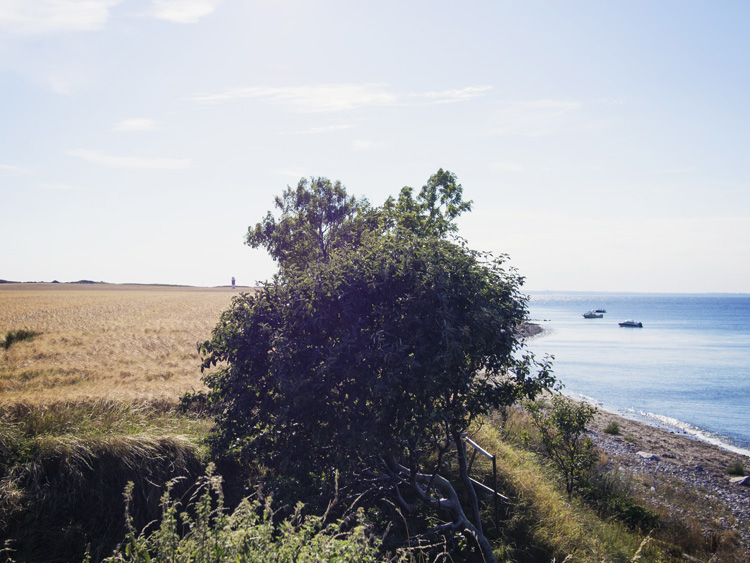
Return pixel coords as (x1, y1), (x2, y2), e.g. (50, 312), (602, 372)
(0, 399), (210, 562)
(480, 407), (749, 563)
(472, 415), (650, 562)
(100, 466), (398, 563)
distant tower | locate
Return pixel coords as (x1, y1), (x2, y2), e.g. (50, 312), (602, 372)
(231, 276), (236, 289)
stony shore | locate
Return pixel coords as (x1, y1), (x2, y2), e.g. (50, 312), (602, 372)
(522, 323), (749, 553)
(588, 409), (750, 555)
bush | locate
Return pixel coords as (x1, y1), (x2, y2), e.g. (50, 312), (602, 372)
(583, 469), (659, 532)
(727, 460), (746, 476)
(526, 396), (598, 499)
(604, 421), (621, 435)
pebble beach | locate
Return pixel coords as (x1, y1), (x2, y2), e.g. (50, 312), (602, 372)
(588, 409), (750, 556)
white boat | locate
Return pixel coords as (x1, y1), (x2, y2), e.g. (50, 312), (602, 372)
(619, 319), (643, 327)
(583, 311), (603, 318)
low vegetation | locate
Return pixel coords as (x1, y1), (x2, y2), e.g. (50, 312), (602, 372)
(101, 466), (395, 563)
(727, 460), (746, 476)
(2, 393), (746, 561)
(605, 421), (621, 435)
(0, 399), (210, 562)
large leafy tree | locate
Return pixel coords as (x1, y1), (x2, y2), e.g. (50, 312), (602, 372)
(202, 171), (551, 562)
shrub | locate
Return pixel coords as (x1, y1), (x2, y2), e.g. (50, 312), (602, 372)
(604, 421), (621, 435)
(526, 395), (598, 499)
(583, 469), (659, 532)
(727, 460), (746, 476)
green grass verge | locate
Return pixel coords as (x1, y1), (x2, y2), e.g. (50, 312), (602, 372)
(0, 400), (210, 562)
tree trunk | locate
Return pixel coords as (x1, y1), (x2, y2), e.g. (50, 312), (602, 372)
(386, 454), (497, 563)
(453, 430), (484, 537)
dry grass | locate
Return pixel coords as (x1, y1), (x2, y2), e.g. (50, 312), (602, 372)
(0, 283), (249, 403)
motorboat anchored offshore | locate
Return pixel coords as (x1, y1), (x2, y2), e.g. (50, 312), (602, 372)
(583, 311), (604, 318)
(619, 320), (643, 327)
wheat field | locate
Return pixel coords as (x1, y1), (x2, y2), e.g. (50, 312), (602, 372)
(0, 283), (248, 403)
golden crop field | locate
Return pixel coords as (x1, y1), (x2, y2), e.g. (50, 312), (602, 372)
(0, 283), (250, 404)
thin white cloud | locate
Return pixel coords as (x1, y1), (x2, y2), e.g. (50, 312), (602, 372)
(0, 164), (31, 175)
(417, 86), (492, 104)
(151, 0), (222, 24)
(491, 100), (584, 137)
(0, 0), (120, 35)
(280, 124), (355, 135)
(43, 183), (75, 191)
(47, 69), (89, 95)
(113, 118), (158, 132)
(67, 149), (190, 169)
(193, 84), (398, 112)
(192, 83), (492, 112)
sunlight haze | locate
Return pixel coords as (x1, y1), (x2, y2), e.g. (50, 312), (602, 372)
(1, 1), (748, 293)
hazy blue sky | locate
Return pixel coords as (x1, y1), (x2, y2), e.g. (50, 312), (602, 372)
(2, 1), (748, 292)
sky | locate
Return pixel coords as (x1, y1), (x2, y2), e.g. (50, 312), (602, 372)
(1, 1), (749, 293)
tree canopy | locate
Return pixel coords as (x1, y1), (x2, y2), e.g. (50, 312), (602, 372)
(385, 168), (472, 237)
(202, 170), (551, 562)
(245, 177), (379, 272)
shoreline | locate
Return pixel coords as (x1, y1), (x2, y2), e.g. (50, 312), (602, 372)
(588, 408), (750, 554)
(523, 315), (750, 552)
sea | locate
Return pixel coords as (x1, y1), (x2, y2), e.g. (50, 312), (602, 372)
(524, 292), (750, 457)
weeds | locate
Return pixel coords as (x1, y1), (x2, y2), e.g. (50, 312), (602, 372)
(727, 460), (745, 476)
(103, 465), (399, 563)
(583, 469), (659, 531)
(604, 421), (621, 435)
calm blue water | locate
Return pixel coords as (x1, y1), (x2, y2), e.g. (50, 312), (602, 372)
(525, 293), (750, 456)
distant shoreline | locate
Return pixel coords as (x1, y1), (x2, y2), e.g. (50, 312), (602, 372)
(0, 282), (257, 292)
(519, 322), (544, 339)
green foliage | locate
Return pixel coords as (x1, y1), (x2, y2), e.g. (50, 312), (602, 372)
(103, 466), (395, 563)
(203, 171), (553, 562)
(2, 329), (41, 350)
(245, 177), (379, 272)
(0, 401), (208, 562)
(526, 395), (598, 499)
(727, 459), (746, 476)
(245, 170), (473, 274)
(582, 469), (660, 532)
(604, 421), (621, 435)
(384, 169), (472, 237)
(201, 233), (551, 485)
